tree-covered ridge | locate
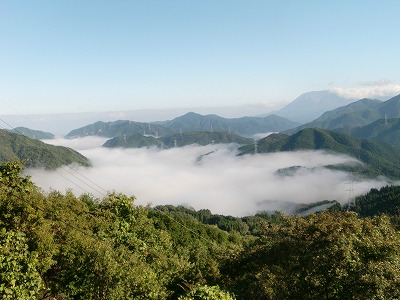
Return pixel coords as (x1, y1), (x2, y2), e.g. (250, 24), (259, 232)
(352, 185), (400, 218)
(65, 120), (175, 138)
(66, 113), (299, 140)
(239, 128), (400, 179)
(159, 112), (299, 136)
(2, 161), (400, 299)
(285, 93), (400, 135)
(337, 117), (400, 147)
(10, 127), (55, 140)
(0, 130), (90, 169)
(284, 98), (382, 134)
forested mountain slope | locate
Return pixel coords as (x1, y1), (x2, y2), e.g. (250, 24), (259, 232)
(284, 98), (382, 134)
(239, 128), (400, 179)
(66, 120), (174, 138)
(352, 185), (400, 217)
(158, 112), (299, 136)
(285, 94), (400, 135)
(66, 113), (298, 140)
(0, 129), (90, 169)
(338, 117), (400, 147)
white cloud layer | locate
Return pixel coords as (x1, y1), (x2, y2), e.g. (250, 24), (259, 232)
(26, 138), (392, 216)
(330, 82), (400, 99)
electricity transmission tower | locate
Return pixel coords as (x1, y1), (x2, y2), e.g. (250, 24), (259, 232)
(346, 181), (356, 210)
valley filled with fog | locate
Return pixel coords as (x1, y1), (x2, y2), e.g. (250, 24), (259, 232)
(25, 137), (391, 216)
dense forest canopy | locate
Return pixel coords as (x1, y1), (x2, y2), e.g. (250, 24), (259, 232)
(1, 161), (400, 299)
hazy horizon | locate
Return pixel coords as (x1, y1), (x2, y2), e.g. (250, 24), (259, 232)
(0, 103), (285, 135)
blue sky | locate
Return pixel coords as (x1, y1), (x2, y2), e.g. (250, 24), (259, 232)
(1, 0), (400, 115)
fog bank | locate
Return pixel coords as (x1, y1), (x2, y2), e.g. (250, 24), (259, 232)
(26, 137), (392, 216)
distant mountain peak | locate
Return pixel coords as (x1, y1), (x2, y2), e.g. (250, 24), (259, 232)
(274, 90), (356, 123)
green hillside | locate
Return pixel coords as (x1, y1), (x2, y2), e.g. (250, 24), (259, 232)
(338, 117), (400, 147)
(11, 127), (55, 140)
(239, 128), (400, 179)
(378, 94), (400, 117)
(65, 120), (174, 138)
(0, 130), (90, 169)
(352, 185), (400, 217)
(160, 112), (299, 136)
(285, 94), (400, 135)
(284, 98), (382, 134)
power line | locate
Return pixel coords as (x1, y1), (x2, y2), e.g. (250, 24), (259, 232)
(0, 114), (108, 197)
(0, 97), (220, 247)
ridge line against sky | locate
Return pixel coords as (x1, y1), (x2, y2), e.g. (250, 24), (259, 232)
(1, 0), (400, 115)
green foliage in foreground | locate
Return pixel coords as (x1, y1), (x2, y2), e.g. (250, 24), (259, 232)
(0, 161), (238, 299)
(2, 161), (400, 299)
(224, 212), (400, 299)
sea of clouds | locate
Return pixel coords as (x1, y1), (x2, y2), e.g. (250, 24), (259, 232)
(25, 137), (392, 217)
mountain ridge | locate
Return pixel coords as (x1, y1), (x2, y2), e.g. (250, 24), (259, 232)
(157, 112), (298, 136)
(284, 94), (400, 135)
(0, 129), (90, 169)
(66, 113), (299, 139)
(239, 128), (400, 179)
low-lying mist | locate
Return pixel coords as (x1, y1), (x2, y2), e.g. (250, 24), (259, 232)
(26, 137), (392, 216)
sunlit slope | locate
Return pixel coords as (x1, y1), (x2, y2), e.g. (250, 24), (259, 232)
(239, 128), (400, 179)
(0, 129), (90, 169)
